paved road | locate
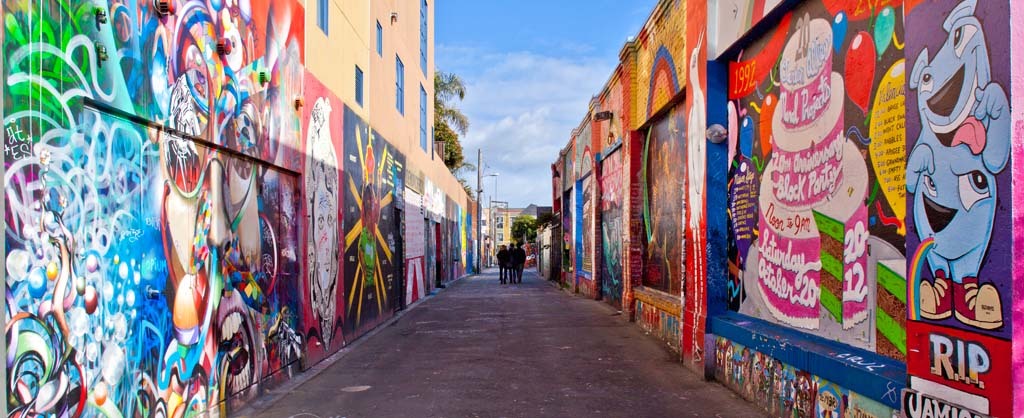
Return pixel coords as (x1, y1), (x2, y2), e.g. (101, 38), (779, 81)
(245, 268), (763, 418)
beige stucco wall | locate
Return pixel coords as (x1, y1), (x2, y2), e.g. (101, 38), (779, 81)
(306, 0), (371, 122)
(308, 0), (471, 207)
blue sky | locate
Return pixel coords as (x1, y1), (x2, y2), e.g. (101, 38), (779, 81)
(436, 0), (657, 208)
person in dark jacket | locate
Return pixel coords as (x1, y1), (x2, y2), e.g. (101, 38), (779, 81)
(512, 243), (527, 284)
(496, 245), (511, 284)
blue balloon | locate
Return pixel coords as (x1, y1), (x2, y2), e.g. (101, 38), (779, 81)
(739, 116), (755, 157)
(28, 267), (47, 299)
(832, 11), (848, 53)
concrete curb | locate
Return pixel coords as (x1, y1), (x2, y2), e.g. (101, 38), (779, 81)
(234, 273), (477, 417)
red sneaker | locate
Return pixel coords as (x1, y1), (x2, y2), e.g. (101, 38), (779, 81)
(954, 277), (1003, 330)
(919, 270), (952, 320)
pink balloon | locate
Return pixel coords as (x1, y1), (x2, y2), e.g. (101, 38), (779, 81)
(845, 31), (876, 115)
(727, 101), (738, 164)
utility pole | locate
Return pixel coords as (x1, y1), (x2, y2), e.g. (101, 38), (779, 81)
(476, 149), (483, 274)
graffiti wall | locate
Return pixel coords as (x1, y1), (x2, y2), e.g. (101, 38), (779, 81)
(635, 290), (681, 352)
(404, 188), (427, 306)
(714, 337), (895, 418)
(301, 72), (346, 367)
(575, 174), (594, 282)
(4, 0), (305, 415)
(903, 1), (1013, 416)
(341, 108), (405, 339)
(599, 150), (624, 308)
(641, 103), (685, 295)
(725, 0), (908, 358)
(682, 0), (709, 367)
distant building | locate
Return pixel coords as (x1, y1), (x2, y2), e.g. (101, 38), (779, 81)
(482, 203), (552, 264)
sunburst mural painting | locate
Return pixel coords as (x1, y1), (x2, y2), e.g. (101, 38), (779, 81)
(342, 107), (406, 337)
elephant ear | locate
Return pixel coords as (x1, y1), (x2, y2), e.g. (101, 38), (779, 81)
(909, 48), (929, 90)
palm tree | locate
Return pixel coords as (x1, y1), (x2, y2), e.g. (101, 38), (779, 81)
(435, 72), (469, 134)
(435, 71), (470, 170)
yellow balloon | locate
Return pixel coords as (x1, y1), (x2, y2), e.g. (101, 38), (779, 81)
(868, 59), (906, 236)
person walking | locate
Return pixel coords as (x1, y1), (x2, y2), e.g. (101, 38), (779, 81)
(512, 243), (527, 284)
(497, 245), (510, 284)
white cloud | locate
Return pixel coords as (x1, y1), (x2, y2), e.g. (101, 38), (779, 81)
(441, 45), (615, 207)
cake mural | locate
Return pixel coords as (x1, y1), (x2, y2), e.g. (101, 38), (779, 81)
(754, 15), (870, 331)
(725, 0), (909, 356)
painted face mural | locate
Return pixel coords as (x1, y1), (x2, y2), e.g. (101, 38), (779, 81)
(903, 1), (1012, 416)
(4, 0), (304, 416)
(599, 149), (624, 307)
(725, 0), (907, 359)
(304, 97), (341, 347)
(342, 108), (405, 336)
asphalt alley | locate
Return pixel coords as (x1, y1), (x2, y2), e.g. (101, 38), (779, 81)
(243, 268), (764, 418)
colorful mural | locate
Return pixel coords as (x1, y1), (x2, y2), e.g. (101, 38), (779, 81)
(682, 0), (710, 367)
(725, 0), (907, 358)
(404, 188), (427, 306)
(903, 1), (1012, 416)
(636, 0), (688, 121)
(342, 108), (405, 338)
(636, 296), (681, 352)
(575, 174), (594, 282)
(714, 337), (895, 418)
(599, 149), (624, 308)
(4, 0), (305, 415)
(301, 72), (345, 367)
(641, 103), (685, 295)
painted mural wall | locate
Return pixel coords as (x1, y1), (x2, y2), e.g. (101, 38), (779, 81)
(341, 108), (405, 338)
(574, 174), (594, 283)
(725, 0), (908, 359)
(903, 1), (1013, 416)
(714, 337), (895, 418)
(682, 0), (709, 367)
(599, 149), (624, 308)
(574, 124), (595, 292)
(641, 103), (685, 295)
(301, 72), (346, 367)
(3, 0), (306, 416)
(404, 188), (427, 306)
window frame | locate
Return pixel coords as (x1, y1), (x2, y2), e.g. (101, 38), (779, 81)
(420, 0), (428, 73)
(355, 65), (364, 106)
(420, 85), (427, 151)
(318, 0), (329, 34)
(376, 21), (383, 56)
(395, 56), (405, 115)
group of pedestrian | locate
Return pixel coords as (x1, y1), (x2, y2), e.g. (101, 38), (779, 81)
(496, 243), (526, 284)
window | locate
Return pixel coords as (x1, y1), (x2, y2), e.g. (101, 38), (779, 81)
(376, 21), (383, 56)
(395, 56), (405, 114)
(355, 66), (364, 106)
(420, 85), (427, 151)
(318, 0), (328, 34)
(420, 0), (428, 72)
(497, 232), (504, 242)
